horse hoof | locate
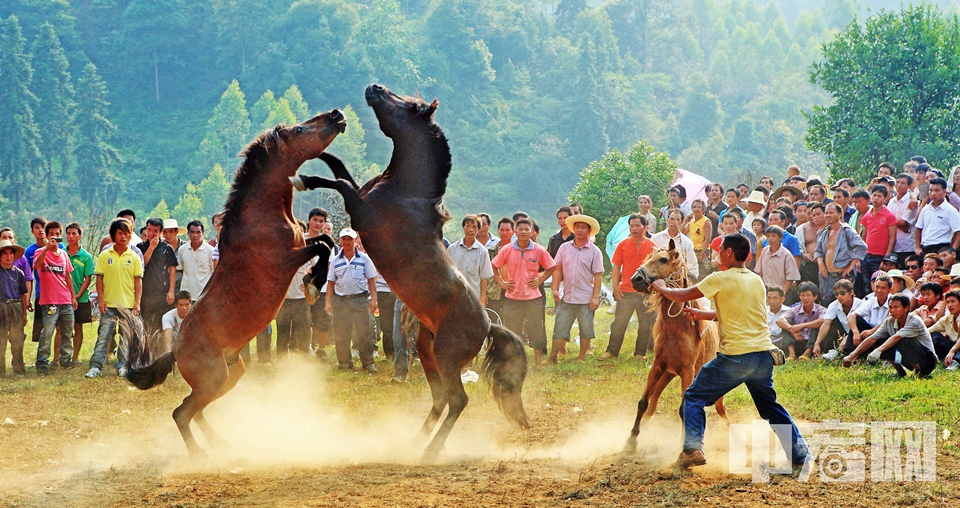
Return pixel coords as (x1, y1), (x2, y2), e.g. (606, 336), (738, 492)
(421, 446), (443, 465)
(289, 176), (306, 191)
(621, 437), (638, 457)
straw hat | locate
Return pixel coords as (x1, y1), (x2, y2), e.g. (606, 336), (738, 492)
(942, 263), (960, 280)
(744, 190), (767, 206)
(886, 269), (915, 290)
(566, 215), (601, 236)
(0, 240), (24, 260)
(771, 185), (803, 203)
(162, 219), (187, 236)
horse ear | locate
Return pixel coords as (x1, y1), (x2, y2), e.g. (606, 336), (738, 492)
(427, 99), (439, 116)
(668, 238), (677, 252)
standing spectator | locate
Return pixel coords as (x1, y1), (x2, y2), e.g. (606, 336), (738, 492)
(65, 223), (94, 366)
(136, 218), (178, 344)
(848, 190), (870, 237)
(795, 201), (822, 288)
(33, 221), (77, 374)
(492, 218), (556, 366)
(303, 207), (334, 358)
(276, 256), (313, 356)
(755, 226), (801, 298)
(859, 185), (898, 296)
(914, 178), (960, 256)
(816, 203), (867, 304)
(704, 184), (727, 239)
(549, 215), (604, 364)
(98, 209), (142, 251)
(812, 280), (863, 360)
(23, 217), (51, 346)
(659, 186), (691, 229)
(161, 290), (192, 352)
(939, 247), (957, 271)
(710, 214), (746, 270)
(637, 195), (659, 236)
(476, 213), (498, 250)
(546, 206), (574, 259)
(486, 218), (515, 320)
(86, 218), (143, 378)
(651, 208), (699, 280)
(0, 240), (28, 376)
(162, 219), (186, 292)
(831, 188), (855, 223)
(177, 221), (215, 302)
(448, 214), (494, 305)
(326, 228), (378, 372)
(888, 174), (917, 264)
(601, 213), (656, 360)
(682, 199), (713, 279)
(0, 228), (33, 333)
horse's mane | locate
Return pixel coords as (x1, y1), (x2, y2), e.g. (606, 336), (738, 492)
(218, 126), (283, 251)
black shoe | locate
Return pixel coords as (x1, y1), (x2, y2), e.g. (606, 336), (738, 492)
(338, 362), (353, 370)
(674, 449), (706, 470)
(37, 369), (49, 376)
(60, 362), (77, 369)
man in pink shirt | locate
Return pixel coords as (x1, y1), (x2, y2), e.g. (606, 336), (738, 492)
(860, 185), (898, 299)
(550, 215), (604, 364)
(492, 218), (556, 366)
(33, 221), (77, 374)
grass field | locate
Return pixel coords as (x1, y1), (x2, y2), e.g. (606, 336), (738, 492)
(1, 308), (958, 506)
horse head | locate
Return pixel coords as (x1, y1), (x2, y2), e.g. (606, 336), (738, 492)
(631, 238), (684, 293)
(274, 108), (346, 169)
(365, 83), (438, 139)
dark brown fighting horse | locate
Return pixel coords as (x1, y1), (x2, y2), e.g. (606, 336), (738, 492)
(125, 110), (344, 457)
(291, 84), (530, 462)
(624, 239), (727, 454)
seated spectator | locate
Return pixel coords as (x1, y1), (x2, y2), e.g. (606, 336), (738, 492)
(776, 281), (826, 360)
(842, 294), (937, 378)
(913, 281), (942, 327)
(755, 226), (801, 298)
(766, 286), (790, 353)
(161, 291), (192, 353)
(886, 268), (916, 302)
(879, 254), (898, 273)
(843, 274), (893, 355)
(939, 246), (957, 270)
(812, 280), (863, 360)
(930, 290), (960, 367)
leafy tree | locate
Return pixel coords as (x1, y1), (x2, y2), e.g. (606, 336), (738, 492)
(569, 140), (675, 257)
(120, 0), (190, 101)
(249, 90), (277, 136)
(262, 98), (296, 129)
(31, 23), (75, 193)
(147, 198), (171, 220)
(73, 63), (122, 209)
(326, 105), (367, 171)
(555, 0), (587, 32)
(196, 80), (250, 170)
(282, 85), (310, 122)
(172, 185), (203, 228)
(194, 164), (231, 221)
(0, 16), (43, 214)
(807, 4), (960, 181)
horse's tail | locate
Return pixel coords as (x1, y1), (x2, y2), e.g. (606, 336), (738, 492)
(115, 307), (177, 390)
(481, 324), (531, 428)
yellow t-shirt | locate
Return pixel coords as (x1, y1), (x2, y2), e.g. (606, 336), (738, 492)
(94, 246), (144, 309)
(696, 267), (773, 355)
(688, 215), (708, 250)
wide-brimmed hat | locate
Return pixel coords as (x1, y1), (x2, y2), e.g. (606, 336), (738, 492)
(771, 185), (802, 203)
(339, 227), (358, 239)
(744, 190), (767, 206)
(162, 219), (187, 235)
(942, 263), (960, 280)
(886, 269), (915, 290)
(0, 240), (24, 260)
(566, 215), (600, 236)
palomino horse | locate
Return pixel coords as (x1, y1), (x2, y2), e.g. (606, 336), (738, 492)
(623, 239), (728, 453)
(125, 110), (344, 457)
(291, 84), (530, 462)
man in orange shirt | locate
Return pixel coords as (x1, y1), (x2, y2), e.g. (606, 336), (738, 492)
(600, 213), (657, 360)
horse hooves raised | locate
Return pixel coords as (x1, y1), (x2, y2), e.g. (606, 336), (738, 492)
(289, 176), (306, 191)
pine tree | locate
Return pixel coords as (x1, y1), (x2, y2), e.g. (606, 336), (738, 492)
(0, 16), (43, 214)
(31, 23), (76, 193)
(282, 85), (310, 122)
(74, 63), (122, 208)
(196, 80), (250, 171)
(249, 90), (277, 137)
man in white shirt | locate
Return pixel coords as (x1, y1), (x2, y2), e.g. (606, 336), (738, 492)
(844, 274), (893, 356)
(914, 177), (960, 256)
(177, 221), (215, 301)
(160, 291), (192, 353)
(651, 208), (699, 281)
(447, 214), (494, 305)
(888, 173), (917, 264)
(812, 279), (862, 360)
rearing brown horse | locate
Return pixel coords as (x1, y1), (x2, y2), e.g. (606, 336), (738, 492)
(125, 110), (344, 457)
(292, 84), (530, 462)
(624, 239), (728, 454)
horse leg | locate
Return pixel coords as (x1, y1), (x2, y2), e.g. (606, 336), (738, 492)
(677, 366), (697, 421)
(421, 322), (480, 464)
(318, 152), (361, 190)
(172, 346), (230, 458)
(192, 354), (245, 450)
(415, 327), (447, 442)
(624, 362), (675, 454)
(292, 176), (379, 231)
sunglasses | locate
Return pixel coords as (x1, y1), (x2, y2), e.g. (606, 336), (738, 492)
(906, 265), (920, 270)
(835, 291), (849, 296)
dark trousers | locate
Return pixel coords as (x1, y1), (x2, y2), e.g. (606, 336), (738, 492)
(376, 291), (397, 357)
(332, 295), (374, 367)
(842, 315), (879, 355)
(501, 297), (547, 353)
(879, 337), (938, 376)
(858, 254), (884, 299)
(253, 325), (272, 363)
(275, 298), (310, 355)
(0, 301), (25, 375)
(816, 318), (847, 353)
(922, 243), (951, 257)
(31, 299), (42, 343)
(931, 332), (960, 362)
(607, 292), (655, 357)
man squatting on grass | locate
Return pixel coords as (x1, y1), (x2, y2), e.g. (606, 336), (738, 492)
(651, 233), (809, 471)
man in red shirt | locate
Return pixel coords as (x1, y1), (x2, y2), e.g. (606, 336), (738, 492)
(33, 221), (77, 374)
(492, 218), (556, 366)
(600, 213), (656, 360)
(860, 185), (898, 298)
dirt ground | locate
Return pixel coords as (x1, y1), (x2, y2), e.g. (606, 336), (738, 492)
(1, 357), (956, 507)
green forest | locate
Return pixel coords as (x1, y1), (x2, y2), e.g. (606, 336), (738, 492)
(1, 0), (960, 238)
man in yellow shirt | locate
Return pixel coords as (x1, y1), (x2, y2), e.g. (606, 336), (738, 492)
(652, 233), (809, 473)
(85, 218), (143, 378)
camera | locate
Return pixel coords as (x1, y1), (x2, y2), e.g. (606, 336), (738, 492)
(819, 444), (866, 482)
